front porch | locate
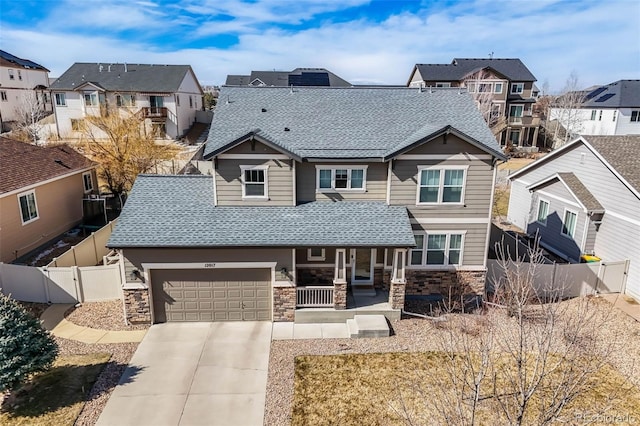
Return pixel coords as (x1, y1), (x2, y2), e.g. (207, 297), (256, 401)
(295, 289), (400, 323)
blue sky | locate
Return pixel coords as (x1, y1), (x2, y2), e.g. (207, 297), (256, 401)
(1, 0), (639, 91)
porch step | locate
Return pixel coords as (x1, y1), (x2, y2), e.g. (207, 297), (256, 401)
(347, 315), (390, 338)
(295, 308), (400, 323)
(351, 285), (376, 297)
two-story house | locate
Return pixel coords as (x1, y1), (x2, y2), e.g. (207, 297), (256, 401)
(549, 80), (640, 138)
(407, 58), (540, 148)
(507, 135), (640, 300)
(49, 63), (204, 139)
(107, 86), (506, 324)
(225, 67), (351, 87)
(0, 136), (96, 263)
(0, 50), (51, 132)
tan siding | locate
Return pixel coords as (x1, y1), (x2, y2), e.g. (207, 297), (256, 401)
(224, 140), (284, 155)
(296, 162), (387, 203)
(0, 173), (88, 263)
(296, 247), (336, 264)
(215, 158), (293, 206)
(411, 222), (488, 266)
(391, 158), (494, 218)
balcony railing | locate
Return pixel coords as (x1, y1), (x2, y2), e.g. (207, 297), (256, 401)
(140, 107), (167, 119)
(508, 115), (540, 126)
(296, 286), (334, 307)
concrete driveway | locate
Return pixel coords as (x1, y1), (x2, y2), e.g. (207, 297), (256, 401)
(97, 321), (272, 426)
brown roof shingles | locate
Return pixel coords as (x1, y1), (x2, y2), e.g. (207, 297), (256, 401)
(557, 172), (604, 212)
(0, 137), (95, 194)
(584, 136), (640, 193)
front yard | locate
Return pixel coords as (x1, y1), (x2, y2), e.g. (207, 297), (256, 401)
(266, 297), (640, 425)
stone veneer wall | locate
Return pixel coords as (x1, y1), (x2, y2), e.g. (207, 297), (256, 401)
(273, 285), (296, 322)
(333, 282), (347, 309)
(389, 281), (406, 309)
(123, 288), (151, 324)
(405, 269), (486, 298)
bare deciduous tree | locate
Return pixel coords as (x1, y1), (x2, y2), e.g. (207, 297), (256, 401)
(12, 91), (48, 145)
(463, 69), (506, 134)
(549, 72), (586, 148)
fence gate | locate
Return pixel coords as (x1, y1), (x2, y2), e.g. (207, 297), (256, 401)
(596, 260), (629, 294)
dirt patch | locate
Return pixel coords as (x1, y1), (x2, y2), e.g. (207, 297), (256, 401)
(17, 301), (50, 319)
(19, 228), (85, 267)
(64, 300), (149, 331)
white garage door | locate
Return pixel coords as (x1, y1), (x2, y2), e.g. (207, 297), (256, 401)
(151, 268), (271, 322)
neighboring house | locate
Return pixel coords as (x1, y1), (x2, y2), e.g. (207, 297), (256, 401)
(107, 86), (506, 324)
(225, 67), (351, 87)
(549, 80), (640, 138)
(507, 135), (640, 299)
(0, 50), (51, 132)
(49, 63), (204, 139)
(408, 58), (540, 148)
(0, 137), (96, 263)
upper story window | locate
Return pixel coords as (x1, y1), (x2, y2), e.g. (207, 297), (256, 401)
(494, 82), (503, 93)
(316, 166), (367, 192)
(466, 83), (476, 93)
(416, 166), (467, 205)
(536, 198), (549, 225)
(598, 110), (603, 121)
(409, 233), (464, 266)
(18, 190), (39, 224)
(590, 110), (597, 120)
(478, 83), (492, 93)
(17, 70), (22, 80)
(55, 93), (66, 106)
(8, 69), (14, 80)
(510, 83), (524, 94)
(509, 105), (524, 117)
(240, 165), (268, 199)
(307, 248), (326, 261)
(84, 92), (99, 106)
(0, 91), (7, 102)
(631, 111), (639, 122)
(613, 111), (617, 122)
(116, 94), (136, 107)
(562, 209), (577, 238)
(189, 95), (193, 108)
(82, 172), (94, 193)
(435, 82), (451, 88)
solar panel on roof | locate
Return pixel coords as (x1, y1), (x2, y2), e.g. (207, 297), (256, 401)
(288, 72), (330, 86)
(585, 87), (606, 100)
(595, 93), (615, 102)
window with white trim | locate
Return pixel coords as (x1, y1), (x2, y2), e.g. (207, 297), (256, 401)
(17, 70), (22, 80)
(240, 165), (268, 199)
(18, 191), (39, 224)
(478, 83), (492, 93)
(116, 94), (136, 107)
(307, 248), (326, 261)
(435, 82), (451, 88)
(510, 82), (524, 94)
(590, 110), (597, 120)
(409, 233), (463, 266)
(0, 91), (6, 102)
(536, 198), (549, 225)
(55, 93), (66, 106)
(84, 92), (98, 106)
(416, 167), (466, 204)
(316, 166), (366, 191)
(8, 69), (14, 80)
(466, 82), (476, 93)
(82, 172), (94, 193)
(562, 209), (577, 238)
(631, 111), (639, 122)
(494, 82), (503, 93)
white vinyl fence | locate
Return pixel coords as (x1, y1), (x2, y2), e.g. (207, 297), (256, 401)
(487, 259), (630, 298)
(47, 220), (117, 267)
(0, 262), (122, 303)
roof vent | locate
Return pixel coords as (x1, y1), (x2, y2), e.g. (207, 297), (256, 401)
(108, 64), (111, 72)
(284, 127), (290, 132)
(124, 63), (128, 72)
(261, 108), (267, 112)
(99, 64), (103, 72)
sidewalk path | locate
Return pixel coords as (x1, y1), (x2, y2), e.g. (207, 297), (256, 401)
(601, 293), (640, 322)
(40, 304), (147, 344)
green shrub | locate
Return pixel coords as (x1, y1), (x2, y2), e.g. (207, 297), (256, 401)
(0, 292), (58, 392)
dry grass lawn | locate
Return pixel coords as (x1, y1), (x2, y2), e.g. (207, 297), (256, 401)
(492, 186), (510, 218)
(292, 352), (640, 425)
(0, 353), (110, 426)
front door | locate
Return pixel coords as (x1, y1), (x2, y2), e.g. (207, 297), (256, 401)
(352, 248), (373, 283)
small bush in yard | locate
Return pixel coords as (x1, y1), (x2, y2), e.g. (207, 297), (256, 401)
(0, 292), (58, 393)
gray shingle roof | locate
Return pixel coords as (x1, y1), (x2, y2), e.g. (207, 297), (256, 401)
(415, 58), (536, 82)
(204, 86), (504, 160)
(556, 172), (604, 212)
(225, 68), (351, 87)
(581, 80), (640, 108)
(0, 50), (49, 72)
(49, 63), (199, 93)
(107, 175), (415, 248)
(584, 135), (640, 192)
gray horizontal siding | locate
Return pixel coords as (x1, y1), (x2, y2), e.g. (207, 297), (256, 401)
(404, 135), (488, 155)
(215, 158), (293, 206)
(296, 162), (387, 203)
(224, 140), (283, 155)
(391, 158), (494, 218)
(411, 222), (488, 266)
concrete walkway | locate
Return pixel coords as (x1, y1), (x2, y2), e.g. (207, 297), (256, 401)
(601, 293), (640, 322)
(96, 322), (272, 426)
(40, 304), (147, 344)
(272, 321), (349, 339)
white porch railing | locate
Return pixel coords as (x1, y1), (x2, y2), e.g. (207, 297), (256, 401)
(296, 286), (334, 307)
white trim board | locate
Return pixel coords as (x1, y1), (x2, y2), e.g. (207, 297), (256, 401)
(534, 190), (583, 209)
(0, 166), (96, 198)
(410, 217), (490, 224)
(217, 154), (291, 160)
(397, 154), (492, 160)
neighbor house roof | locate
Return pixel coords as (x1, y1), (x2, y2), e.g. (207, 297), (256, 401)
(0, 137), (95, 195)
(412, 58), (536, 83)
(204, 86), (505, 160)
(225, 68), (351, 87)
(528, 172), (604, 213)
(0, 50), (49, 72)
(49, 63), (201, 93)
(107, 175), (415, 248)
(580, 80), (640, 108)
